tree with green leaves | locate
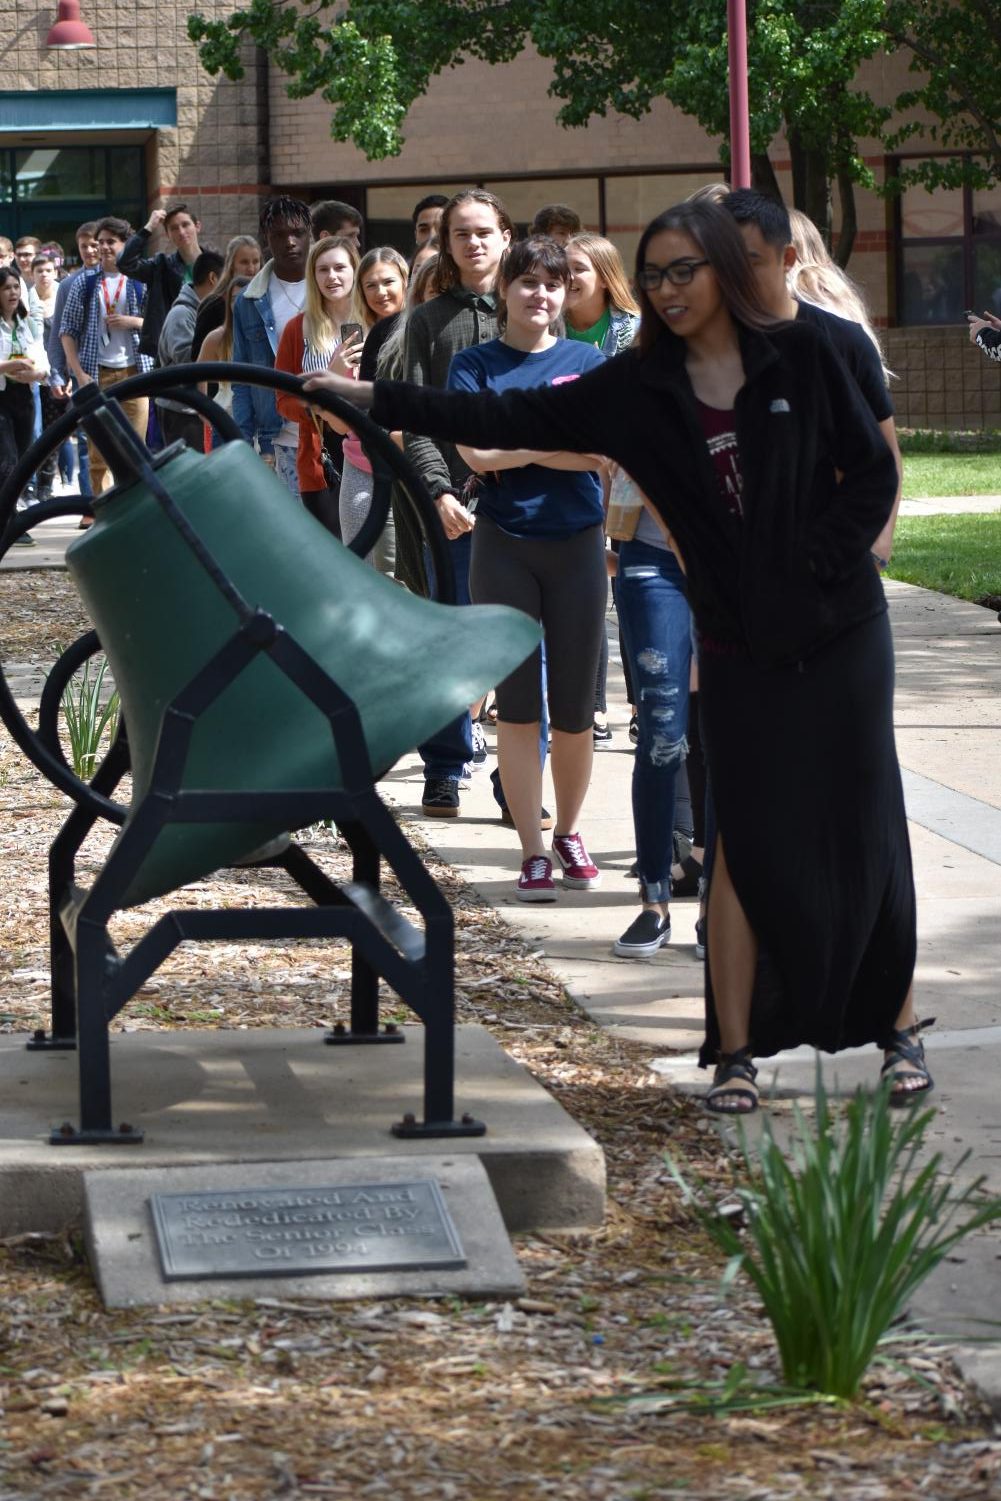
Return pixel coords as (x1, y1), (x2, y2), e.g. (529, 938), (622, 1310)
(187, 0), (1001, 265)
(883, 0), (1001, 192)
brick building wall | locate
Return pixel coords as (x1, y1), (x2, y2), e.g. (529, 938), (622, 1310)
(268, 45), (718, 188)
(886, 327), (1001, 431)
(6, 2), (267, 246)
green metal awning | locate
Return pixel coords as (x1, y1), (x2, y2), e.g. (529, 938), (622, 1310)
(0, 89), (176, 132)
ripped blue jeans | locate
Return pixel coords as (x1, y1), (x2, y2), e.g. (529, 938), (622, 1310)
(616, 540), (692, 903)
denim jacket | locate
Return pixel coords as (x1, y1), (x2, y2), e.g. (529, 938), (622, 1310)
(601, 309), (640, 357)
(231, 262), (283, 455)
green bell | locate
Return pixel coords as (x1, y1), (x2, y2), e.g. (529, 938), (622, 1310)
(65, 441), (540, 907)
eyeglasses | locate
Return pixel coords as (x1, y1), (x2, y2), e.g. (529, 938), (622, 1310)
(637, 259), (710, 291)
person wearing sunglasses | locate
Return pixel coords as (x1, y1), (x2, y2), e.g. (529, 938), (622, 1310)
(305, 194), (922, 1120)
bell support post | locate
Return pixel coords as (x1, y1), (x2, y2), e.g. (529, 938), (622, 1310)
(0, 365), (526, 1145)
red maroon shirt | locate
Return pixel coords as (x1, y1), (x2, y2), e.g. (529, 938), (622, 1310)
(696, 400), (743, 520)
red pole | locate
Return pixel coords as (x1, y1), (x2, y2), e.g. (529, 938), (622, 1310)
(727, 0), (752, 188)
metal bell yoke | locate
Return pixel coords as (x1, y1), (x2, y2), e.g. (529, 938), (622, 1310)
(0, 364), (541, 1146)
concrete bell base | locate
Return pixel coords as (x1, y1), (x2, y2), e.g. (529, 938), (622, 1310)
(0, 1024), (605, 1238)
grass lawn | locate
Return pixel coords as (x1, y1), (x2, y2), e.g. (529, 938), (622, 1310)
(889, 512), (1001, 604)
(902, 452), (1001, 497)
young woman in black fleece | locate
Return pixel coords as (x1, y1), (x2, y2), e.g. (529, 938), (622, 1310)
(305, 197), (929, 1117)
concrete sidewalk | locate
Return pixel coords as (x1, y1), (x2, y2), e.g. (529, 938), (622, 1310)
(899, 494), (1001, 515)
(1, 492), (998, 577)
(5, 506), (1001, 1389)
(394, 577), (1001, 1396)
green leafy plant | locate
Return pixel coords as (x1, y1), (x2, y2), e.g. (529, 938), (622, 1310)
(669, 1067), (1001, 1398)
(897, 427), (1001, 455)
(60, 653), (120, 780)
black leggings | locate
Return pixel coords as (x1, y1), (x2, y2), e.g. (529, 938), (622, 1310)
(0, 385), (35, 498)
(470, 517), (607, 732)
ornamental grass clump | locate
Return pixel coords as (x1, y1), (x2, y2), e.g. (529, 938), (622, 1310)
(670, 1067), (1001, 1399)
(59, 652), (121, 781)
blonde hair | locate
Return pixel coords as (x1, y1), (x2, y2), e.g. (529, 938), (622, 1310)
(787, 208), (893, 381)
(353, 246), (410, 329)
(565, 232), (639, 318)
(190, 234), (260, 330)
(686, 181), (732, 208)
(218, 275), (251, 362)
(376, 254), (443, 379)
(410, 254), (444, 306)
(304, 236), (359, 351)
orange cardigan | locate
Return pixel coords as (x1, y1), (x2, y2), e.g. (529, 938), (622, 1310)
(274, 313), (327, 493)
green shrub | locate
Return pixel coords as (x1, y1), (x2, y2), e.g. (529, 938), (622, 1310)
(898, 428), (1001, 455)
(669, 1067), (1001, 1398)
(60, 653), (121, 780)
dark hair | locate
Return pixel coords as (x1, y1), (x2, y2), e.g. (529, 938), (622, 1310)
(411, 193), (448, 226)
(634, 198), (777, 355)
(31, 253), (56, 270)
(191, 248), (225, 286)
(0, 264), (28, 320)
(76, 221), (98, 242)
(530, 204), (581, 237)
(496, 236), (570, 331)
(94, 215), (132, 243)
(722, 188), (792, 251)
(259, 195), (312, 236)
(310, 199), (363, 236)
(438, 189), (514, 293)
(164, 201), (198, 227)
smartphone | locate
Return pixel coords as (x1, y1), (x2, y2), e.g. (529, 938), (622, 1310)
(964, 309), (977, 318)
(340, 322), (363, 345)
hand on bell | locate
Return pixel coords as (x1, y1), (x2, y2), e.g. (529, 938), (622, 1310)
(302, 369), (373, 410)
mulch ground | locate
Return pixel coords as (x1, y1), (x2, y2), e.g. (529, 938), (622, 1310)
(2, 571), (1000, 1500)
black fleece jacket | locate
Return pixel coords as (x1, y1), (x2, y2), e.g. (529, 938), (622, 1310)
(117, 231), (186, 359)
(372, 320), (898, 667)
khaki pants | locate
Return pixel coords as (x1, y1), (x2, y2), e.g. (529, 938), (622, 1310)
(88, 365), (149, 495)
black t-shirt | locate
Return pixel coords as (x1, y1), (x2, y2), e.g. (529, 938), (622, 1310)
(360, 311), (403, 382)
(794, 300), (893, 422)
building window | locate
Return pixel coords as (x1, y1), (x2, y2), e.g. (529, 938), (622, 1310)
(897, 158), (1001, 325)
(342, 169), (723, 265)
(480, 178), (600, 236)
(0, 145), (145, 261)
(365, 182), (469, 254)
(606, 173), (724, 266)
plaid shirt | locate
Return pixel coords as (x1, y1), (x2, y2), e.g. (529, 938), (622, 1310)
(58, 269), (151, 381)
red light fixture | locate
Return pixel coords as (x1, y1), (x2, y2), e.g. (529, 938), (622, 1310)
(45, 0), (96, 49)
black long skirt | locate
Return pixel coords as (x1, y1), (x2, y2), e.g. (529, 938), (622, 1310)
(698, 608), (917, 1066)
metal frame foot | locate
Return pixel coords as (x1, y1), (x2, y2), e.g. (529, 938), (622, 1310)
(49, 1122), (144, 1146)
(391, 1113), (487, 1139)
(324, 1023), (406, 1046)
(27, 1029), (77, 1052)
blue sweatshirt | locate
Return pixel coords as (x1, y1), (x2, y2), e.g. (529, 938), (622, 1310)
(446, 337), (605, 538)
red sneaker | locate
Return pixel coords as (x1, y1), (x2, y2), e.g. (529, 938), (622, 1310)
(551, 833), (601, 889)
(516, 855), (556, 902)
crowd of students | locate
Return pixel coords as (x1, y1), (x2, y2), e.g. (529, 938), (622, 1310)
(0, 184), (936, 1116)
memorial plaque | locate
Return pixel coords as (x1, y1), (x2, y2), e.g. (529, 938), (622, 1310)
(150, 1178), (466, 1281)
